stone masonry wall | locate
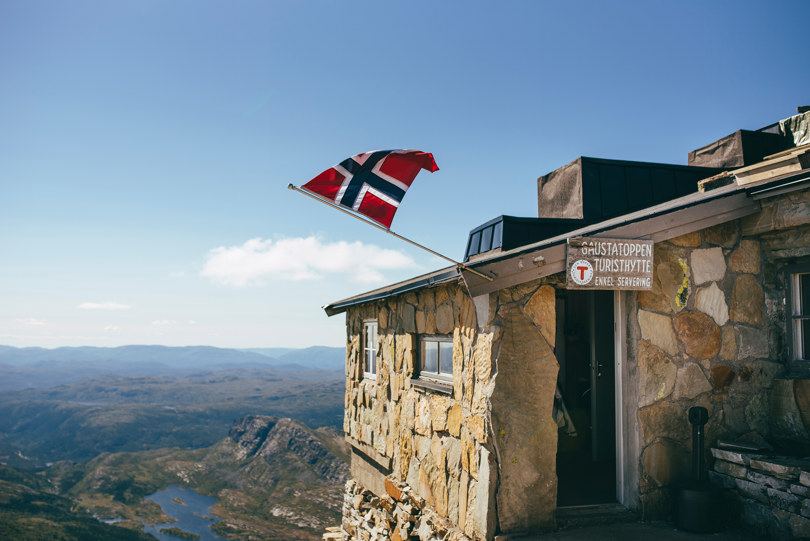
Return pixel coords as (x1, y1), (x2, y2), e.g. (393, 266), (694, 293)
(632, 187), (810, 519)
(342, 277), (561, 540)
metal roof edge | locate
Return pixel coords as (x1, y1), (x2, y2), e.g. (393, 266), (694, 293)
(323, 266), (461, 316)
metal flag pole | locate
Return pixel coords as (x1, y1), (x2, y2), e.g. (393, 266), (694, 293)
(288, 184), (494, 282)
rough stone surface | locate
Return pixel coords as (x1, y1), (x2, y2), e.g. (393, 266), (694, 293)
(638, 244), (689, 314)
(719, 326), (737, 361)
(691, 247), (727, 285)
(669, 231), (701, 247)
(702, 221), (740, 248)
(695, 282), (729, 326)
(522, 285), (556, 348)
(638, 309), (679, 356)
(736, 326), (769, 360)
(642, 439), (690, 487)
(673, 363), (712, 400)
(711, 365), (736, 392)
(673, 311), (721, 359)
(729, 239), (761, 274)
(490, 305), (558, 533)
(730, 274), (764, 325)
(638, 400), (691, 446)
(638, 340), (677, 406)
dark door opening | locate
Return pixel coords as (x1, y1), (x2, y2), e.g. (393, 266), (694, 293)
(555, 290), (616, 507)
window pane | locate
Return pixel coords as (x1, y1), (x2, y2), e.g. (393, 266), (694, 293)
(802, 274), (810, 315)
(423, 341), (438, 373)
(439, 342), (453, 375)
(364, 322), (377, 375)
(480, 226), (493, 252)
(367, 350), (376, 374)
(802, 319), (810, 360)
(469, 231), (481, 255)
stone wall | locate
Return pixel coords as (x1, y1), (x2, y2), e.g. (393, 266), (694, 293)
(342, 278), (561, 540)
(631, 187), (810, 519)
(710, 447), (810, 539)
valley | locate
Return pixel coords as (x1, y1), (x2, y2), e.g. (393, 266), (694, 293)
(0, 345), (348, 540)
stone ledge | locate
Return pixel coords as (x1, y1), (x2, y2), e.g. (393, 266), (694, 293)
(410, 378), (453, 395)
(347, 436), (392, 471)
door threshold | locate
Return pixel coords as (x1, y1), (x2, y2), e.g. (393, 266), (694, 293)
(556, 503), (636, 528)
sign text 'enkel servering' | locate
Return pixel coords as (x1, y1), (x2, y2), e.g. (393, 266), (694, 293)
(566, 236), (654, 290)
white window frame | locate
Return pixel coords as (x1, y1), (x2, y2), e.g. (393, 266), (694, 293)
(789, 268), (810, 361)
(417, 335), (453, 383)
(362, 320), (378, 379)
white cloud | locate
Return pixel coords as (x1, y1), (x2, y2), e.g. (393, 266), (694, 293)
(104, 325), (121, 332)
(79, 302), (131, 310)
(201, 236), (417, 286)
(17, 318), (45, 326)
(152, 320), (177, 326)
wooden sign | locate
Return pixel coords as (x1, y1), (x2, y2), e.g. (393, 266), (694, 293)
(566, 237), (653, 290)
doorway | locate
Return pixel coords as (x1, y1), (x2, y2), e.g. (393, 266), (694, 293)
(555, 289), (616, 507)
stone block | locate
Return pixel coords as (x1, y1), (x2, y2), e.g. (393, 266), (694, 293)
(642, 439), (690, 486)
(669, 231), (701, 247)
(691, 247), (727, 285)
(791, 512), (810, 538)
(702, 221), (740, 248)
(747, 469), (791, 491)
(523, 285), (556, 348)
(673, 363), (712, 400)
(711, 447), (747, 466)
(489, 304), (558, 532)
(711, 365), (736, 392)
(767, 487), (801, 513)
(801, 471), (810, 487)
(638, 340), (677, 406)
(638, 310), (679, 356)
(735, 326), (769, 360)
(447, 403), (462, 438)
(673, 311), (721, 359)
(719, 326), (736, 361)
(695, 282), (729, 326)
(714, 459), (748, 479)
(730, 274), (764, 325)
(639, 245), (689, 314)
(791, 483), (810, 498)
(728, 240), (761, 274)
(750, 457), (802, 481)
(733, 477), (769, 504)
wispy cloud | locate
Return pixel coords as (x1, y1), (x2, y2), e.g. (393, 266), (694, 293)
(104, 325), (121, 332)
(17, 318), (45, 326)
(152, 320), (177, 326)
(201, 236), (417, 286)
(79, 302), (131, 310)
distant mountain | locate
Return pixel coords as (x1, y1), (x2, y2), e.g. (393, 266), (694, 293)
(0, 344), (346, 390)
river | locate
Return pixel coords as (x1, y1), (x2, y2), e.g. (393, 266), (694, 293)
(142, 485), (228, 541)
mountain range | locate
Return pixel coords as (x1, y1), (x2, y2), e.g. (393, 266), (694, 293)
(0, 344), (346, 390)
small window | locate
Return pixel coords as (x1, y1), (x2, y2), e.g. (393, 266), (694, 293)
(791, 272), (810, 361)
(418, 336), (453, 382)
(363, 320), (378, 378)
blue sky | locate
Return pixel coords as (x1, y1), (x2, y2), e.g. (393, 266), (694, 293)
(2, 1), (808, 349)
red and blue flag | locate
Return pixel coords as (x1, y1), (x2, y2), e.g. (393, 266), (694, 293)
(301, 150), (438, 228)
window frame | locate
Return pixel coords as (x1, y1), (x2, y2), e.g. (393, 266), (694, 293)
(788, 266), (810, 362)
(362, 319), (378, 380)
(416, 335), (454, 384)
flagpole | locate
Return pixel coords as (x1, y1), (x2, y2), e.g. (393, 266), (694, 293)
(288, 184), (494, 282)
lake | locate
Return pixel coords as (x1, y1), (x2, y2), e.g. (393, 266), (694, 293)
(142, 485), (228, 541)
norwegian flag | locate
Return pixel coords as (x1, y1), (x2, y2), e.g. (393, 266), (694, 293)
(301, 150), (439, 228)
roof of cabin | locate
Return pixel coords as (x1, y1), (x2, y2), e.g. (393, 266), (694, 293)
(324, 145), (810, 316)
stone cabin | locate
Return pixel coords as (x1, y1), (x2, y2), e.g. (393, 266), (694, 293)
(323, 110), (810, 540)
